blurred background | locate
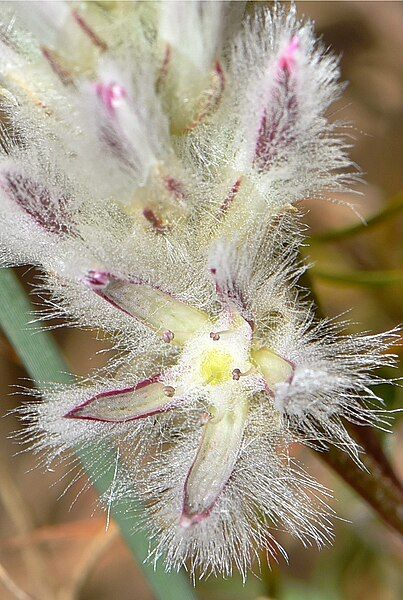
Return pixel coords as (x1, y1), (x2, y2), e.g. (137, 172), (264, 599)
(0, 2), (402, 599)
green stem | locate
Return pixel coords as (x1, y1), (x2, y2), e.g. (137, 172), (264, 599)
(310, 191), (403, 243)
(0, 268), (196, 600)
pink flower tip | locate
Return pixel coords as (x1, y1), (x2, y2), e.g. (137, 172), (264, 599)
(179, 510), (209, 529)
(278, 35), (299, 73)
(82, 270), (110, 290)
(95, 82), (127, 116)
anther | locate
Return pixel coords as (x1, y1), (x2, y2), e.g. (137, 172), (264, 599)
(209, 329), (233, 341)
(232, 366), (255, 381)
(200, 411), (211, 425)
(232, 368), (241, 381)
(162, 330), (175, 343)
(163, 386), (175, 397)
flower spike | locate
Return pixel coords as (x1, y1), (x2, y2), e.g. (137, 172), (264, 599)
(0, 1), (399, 581)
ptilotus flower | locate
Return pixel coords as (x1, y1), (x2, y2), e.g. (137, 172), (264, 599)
(0, 1), (399, 577)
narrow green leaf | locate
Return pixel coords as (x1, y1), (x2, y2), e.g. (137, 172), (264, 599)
(312, 268), (403, 287)
(0, 268), (197, 600)
(310, 191), (403, 243)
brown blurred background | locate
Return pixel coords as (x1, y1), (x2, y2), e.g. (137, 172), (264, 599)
(0, 2), (402, 599)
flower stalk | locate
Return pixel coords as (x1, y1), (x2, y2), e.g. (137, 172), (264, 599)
(300, 264), (403, 535)
(321, 443), (403, 536)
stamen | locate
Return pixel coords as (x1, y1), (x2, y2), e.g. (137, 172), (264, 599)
(162, 330), (175, 343)
(232, 368), (241, 380)
(163, 385), (175, 397)
(200, 411), (211, 425)
(232, 367), (255, 381)
(209, 329), (233, 341)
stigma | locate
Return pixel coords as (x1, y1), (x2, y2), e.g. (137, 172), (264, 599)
(200, 348), (234, 386)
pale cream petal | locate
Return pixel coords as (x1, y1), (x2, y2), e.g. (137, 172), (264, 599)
(252, 347), (294, 389)
(181, 398), (248, 527)
(65, 377), (176, 422)
(85, 272), (211, 345)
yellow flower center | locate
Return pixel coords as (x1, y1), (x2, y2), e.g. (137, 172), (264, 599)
(200, 349), (234, 386)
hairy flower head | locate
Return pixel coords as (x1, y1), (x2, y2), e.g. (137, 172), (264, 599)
(0, 1), (399, 579)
